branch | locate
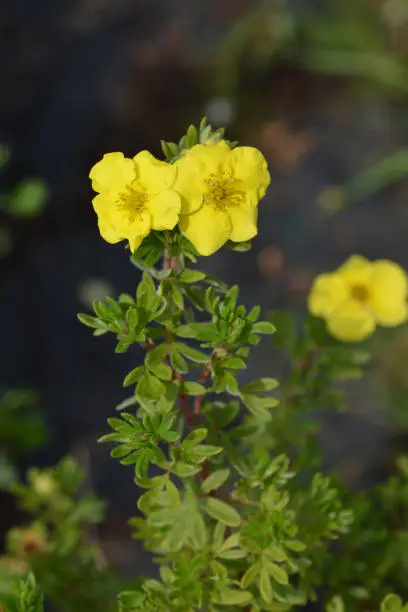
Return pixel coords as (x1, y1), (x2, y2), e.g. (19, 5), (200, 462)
(174, 372), (194, 427)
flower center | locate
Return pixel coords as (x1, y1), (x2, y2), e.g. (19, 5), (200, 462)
(351, 284), (369, 303)
(203, 174), (244, 211)
(117, 186), (148, 223)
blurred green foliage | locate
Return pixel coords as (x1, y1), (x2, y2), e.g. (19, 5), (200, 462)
(0, 457), (128, 612)
(0, 389), (47, 489)
(0, 143), (48, 218)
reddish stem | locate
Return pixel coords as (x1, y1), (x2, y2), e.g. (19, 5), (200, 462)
(180, 392), (194, 427)
(163, 250), (177, 270)
(174, 372), (194, 427)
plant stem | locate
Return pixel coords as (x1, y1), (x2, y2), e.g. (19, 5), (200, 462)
(174, 372), (194, 427)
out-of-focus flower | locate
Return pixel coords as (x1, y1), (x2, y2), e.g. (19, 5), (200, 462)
(175, 141), (270, 256)
(308, 255), (408, 342)
(19, 529), (47, 557)
(89, 151), (181, 252)
(32, 473), (56, 497)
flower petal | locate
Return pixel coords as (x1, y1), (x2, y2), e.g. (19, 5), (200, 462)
(89, 152), (136, 194)
(179, 205), (232, 256)
(174, 142), (231, 215)
(122, 211), (151, 253)
(337, 255), (372, 287)
(149, 190), (181, 231)
(185, 141), (232, 174)
(369, 259), (408, 326)
(228, 146), (271, 203)
(93, 194), (124, 244)
(133, 151), (177, 195)
(128, 233), (146, 253)
(308, 273), (349, 317)
(326, 299), (376, 342)
(97, 217), (123, 244)
(123, 211), (151, 240)
(227, 201), (258, 242)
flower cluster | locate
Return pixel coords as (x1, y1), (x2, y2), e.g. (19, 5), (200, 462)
(89, 140), (270, 256)
(308, 255), (408, 342)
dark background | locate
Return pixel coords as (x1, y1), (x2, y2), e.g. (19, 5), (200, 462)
(2, 0), (408, 575)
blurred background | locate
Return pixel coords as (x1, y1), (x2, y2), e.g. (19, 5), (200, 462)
(3, 0), (408, 581)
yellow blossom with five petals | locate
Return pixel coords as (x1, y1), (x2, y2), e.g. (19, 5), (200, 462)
(174, 141), (270, 256)
(89, 151), (181, 252)
(308, 255), (408, 342)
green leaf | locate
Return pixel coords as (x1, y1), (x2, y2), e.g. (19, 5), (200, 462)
(135, 455), (149, 479)
(213, 522), (226, 550)
(263, 559), (288, 585)
(170, 349), (189, 373)
(204, 498), (241, 526)
(137, 272), (159, 313)
(326, 596), (345, 612)
(189, 322), (219, 341)
(241, 564), (259, 589)
(224, 357), (246, 370)
(174, 325), (195, 338)
(259, 567), (273, 604)
(212, 589), (252, 606)
(179, 269), (206, 283)
(123, 366), (145, 387)
(151, 363), (173, 381)
(158, 429), (180, 443)
(116, 395), (139, 411)
(176, 342), (209, 363)
(183, 285), (207, 310)
(189, 511), (208, 550)
(266, 546), (287, 562)
(172, 462), (200, 477)
(381, 595), (404, 612)
(14, 573), (44, 612)
(284, 539), (306, 552)
(242, 394), (276, 421)
(77, 313), (100, 329)
(247, 305), (261, 322)
(193, 444), (223, 458)
(241, 378), (279, 393)
(161, 140), (179, 161)
(207, 400), (240, 427)
(145, 344), (169, 369)
(115, 340), (130, 353)
(171, 283), (184, 310)
(137, 372), (166, 400)
(215, 370), (240, 394)
(183, 381), (207, 396)
(217, 548), (247, 559)
(201, 469), (230, 493)
(183, 428), (208, 445)
(219, 532), (240, 550)
(252, 321), (276, 334)
(226, 240), (252, 252)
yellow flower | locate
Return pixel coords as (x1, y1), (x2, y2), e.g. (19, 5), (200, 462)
(308, 255), (408, 342)
(89, 151), (181, 252)
(174, 141), (270, 256)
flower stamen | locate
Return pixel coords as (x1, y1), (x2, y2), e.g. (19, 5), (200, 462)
(117, 186), (148, 223)
(203, 174), (244, 211)
(351, 284), (369, 303)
